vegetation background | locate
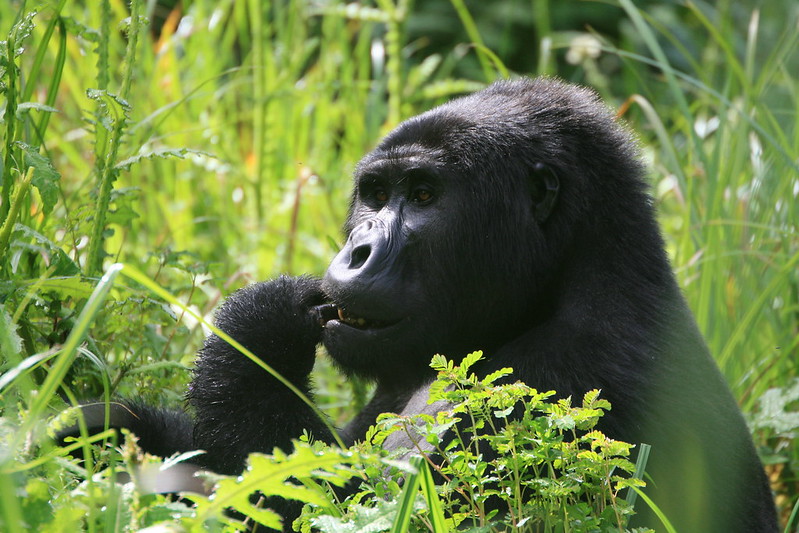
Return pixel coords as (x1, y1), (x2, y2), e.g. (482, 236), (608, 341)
(0, 0), (797, 530)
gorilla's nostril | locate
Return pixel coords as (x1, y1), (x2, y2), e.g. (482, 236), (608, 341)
(349, 245), (371, 270)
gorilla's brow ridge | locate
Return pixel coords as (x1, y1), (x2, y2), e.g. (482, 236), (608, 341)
(362, 144), (447, 171)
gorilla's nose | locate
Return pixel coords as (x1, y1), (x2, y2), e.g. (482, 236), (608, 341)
(327, 219), (385, 281)
(348, 243), (371, 270)
(322, 216), (405, 320)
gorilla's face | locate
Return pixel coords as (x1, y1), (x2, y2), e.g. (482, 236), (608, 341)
(319, 143), (459, 383)
(317, 106), (561, 386)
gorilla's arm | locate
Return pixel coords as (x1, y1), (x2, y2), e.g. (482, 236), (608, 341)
(188, 275), (334, 475)
(55, 401), (195, 459)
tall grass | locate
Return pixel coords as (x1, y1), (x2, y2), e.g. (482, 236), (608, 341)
(0, 0), (797, 530)
(613, 1), (798, 406)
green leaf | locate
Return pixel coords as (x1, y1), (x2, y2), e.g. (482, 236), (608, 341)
(114, 147), (211, 171)
(11, 277), (94, 300)
(61, 16), (101, 42)
(9, 224), (79, 276)
(15, 102), (59, 115)
(460, 350), (484, 374)
(417, 456), (446, 532)
(429, 353), (449, 372)
(86, 88), (130, 130)
(582, 389), (611, 411)
(493, 406), (514, 418)
(750, 379), (799, 435)
(106, 187), (140, 225)
(313, 499), (401, 533)
(310, 3), (391, 23)
(482, 366), (513, 385)
(390, 456), (421, 533)
(197, 444), (361, 530)
(0, 302), (22, 360)
(6, 12), (37, 57)
(419, 79), (487, 101)
(14, 142), (61, 214)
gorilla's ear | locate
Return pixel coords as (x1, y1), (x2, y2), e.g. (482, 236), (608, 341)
(528, 162), (559, 224)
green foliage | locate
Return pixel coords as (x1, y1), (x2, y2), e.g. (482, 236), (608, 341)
(106, 354), (643, 533)
(2, 427), (196, 533)
(15, 141), (61, 215)
(749, 378), (799, 521)
(193, 443), (365, 531)
(1, 353), (646, 532)
(342, 353), (649, 532)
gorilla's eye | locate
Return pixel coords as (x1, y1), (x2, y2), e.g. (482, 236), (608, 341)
(412, 188), (433, 203)
(374, 189), (389, 204)
(360, 180), (389, 206)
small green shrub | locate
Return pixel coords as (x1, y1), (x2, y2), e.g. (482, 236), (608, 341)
(303, 352), (649, 532)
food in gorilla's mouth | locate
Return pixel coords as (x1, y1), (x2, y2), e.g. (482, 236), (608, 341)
(312, 303), (393, 329)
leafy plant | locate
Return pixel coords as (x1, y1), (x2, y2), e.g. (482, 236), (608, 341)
(302, 353), (651, 533)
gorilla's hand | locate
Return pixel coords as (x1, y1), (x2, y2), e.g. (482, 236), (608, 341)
(195, 275), (326, 381)
(188, 276), (332, 474)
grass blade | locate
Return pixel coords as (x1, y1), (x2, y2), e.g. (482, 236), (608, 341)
(390, 455), (423, 533)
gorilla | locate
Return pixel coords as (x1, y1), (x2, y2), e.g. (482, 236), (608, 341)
(67, 78), (777, 532)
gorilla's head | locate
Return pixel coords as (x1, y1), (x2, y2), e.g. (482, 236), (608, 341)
(317, 78), (649, 386)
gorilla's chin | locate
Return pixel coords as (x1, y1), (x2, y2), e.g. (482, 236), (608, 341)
(322, 315), (410, 350)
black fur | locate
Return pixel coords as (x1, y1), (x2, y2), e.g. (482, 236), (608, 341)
(69, 78), (778, 532)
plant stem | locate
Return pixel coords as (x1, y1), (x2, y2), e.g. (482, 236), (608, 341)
(0, 166), (33, 265)
(86, 0), (141, 276)
(376, 0), (408, 126)
(248, 0), (266, 223)
(1, 36), (19, 223)
(449, 0), (495, 82)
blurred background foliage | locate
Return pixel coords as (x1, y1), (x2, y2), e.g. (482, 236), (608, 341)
(0, 0), (797, 529)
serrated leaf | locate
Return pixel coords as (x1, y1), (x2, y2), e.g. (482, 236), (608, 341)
(86, 88), (130, 130)
(15, 142), (61, 214)
(13, 277), (94, 300)
(7, 12), (37, 55)
(0, 303), (23, 359)
(313, 499), (400, 533)
(197, 444), (360, 528)
(10, 224), (79, 276)
(16, 102), (59, 115)
(752, 379), (799, 435)
(107, 202), (139, 225)
(107, 187), (140, 225)
(115, 147), (210, 171)
(61, 17), (101, 42)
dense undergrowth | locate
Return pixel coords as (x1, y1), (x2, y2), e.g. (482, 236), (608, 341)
(0, 0), (797, 531)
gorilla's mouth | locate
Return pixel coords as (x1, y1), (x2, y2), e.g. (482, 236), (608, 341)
(312, 303), (395, 330)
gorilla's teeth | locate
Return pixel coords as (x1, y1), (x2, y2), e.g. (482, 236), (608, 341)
(335, 306), (372, 328)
